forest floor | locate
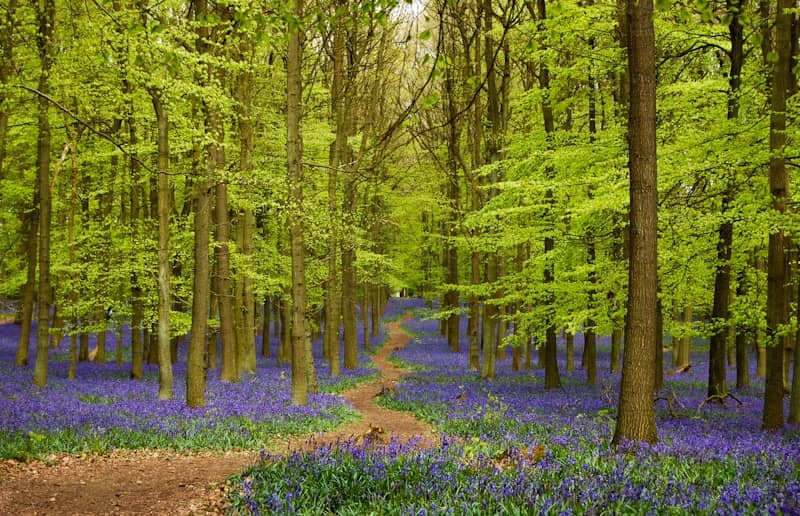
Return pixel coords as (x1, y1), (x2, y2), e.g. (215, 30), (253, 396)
(0, 318), (435, 515)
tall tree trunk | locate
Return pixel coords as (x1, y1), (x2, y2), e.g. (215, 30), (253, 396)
(32, 0), (56, 388)
(371, 285), (381, 336)
(361, 284), (371, 352)
(325, 0), (345, 377)
(342, 178), (358, 370)
(279, 291), (292, 365)
(214, 118), (238, 383)
(534, 0), (561, 390)
(444, 53), (460, 353)
(236, 56), (257, 375)
(287, 0), (309, 405)
(467, 6), (483, 370)
(15, 214), (37, 367)
(0, 0), (17, 185)
(763, 0), (792, 431)
(708, 0), (745, 401)
(585, 60), (598, 386)
(613, 0), (658, 445)
(187, 0), (214, 407)
(791, 269), (800, 422)
(262, 298), (271, 357)
(151, 92), (173, 400)
(735, 271), (750, 388)
(127, 82), (144, 381)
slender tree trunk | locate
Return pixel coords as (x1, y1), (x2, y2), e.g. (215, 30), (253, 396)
(0, 0), (17, 185)
(214, 117), (238, 383)
(655, 296), (664, 392)
(326, 5), (345, 374)
(273, 291), (281, 338)
(535, 0), (561, 390)
(466, 11), (484, 369)
(613, 0), (658, 445)
(735, 272), (750, 388)
(565, 333), (575, 373)
(763, 0), (792, 431)
(342, 177), (358, 370)
(236, 59), (257, 375)
(586, 63), (599, 386)
(128, 86), (144, 380)
(708, 0), (745, 401)
(361, 284), (371, 351)
(32, 0), (56, 388)
(280, 291), (291, 365)
(791, 271), (800, 422)
(261, 296), (274, 357)
(16, 214), (37, 367)
(371, 285), (381, 336)
(187, 0), (214, 407)
(444, 56), (461, 354)
(287, 0), (309, 405)
(151, 92), (173, 400)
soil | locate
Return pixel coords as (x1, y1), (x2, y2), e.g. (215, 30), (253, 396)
(0, 318), (434, 515)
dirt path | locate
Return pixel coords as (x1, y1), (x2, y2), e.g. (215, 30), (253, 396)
(0, 318), (432, 515)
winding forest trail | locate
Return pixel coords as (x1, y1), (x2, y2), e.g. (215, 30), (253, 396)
(0, 317), (433, 515)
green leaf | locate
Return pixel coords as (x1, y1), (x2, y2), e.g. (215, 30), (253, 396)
(422, 92), (440, 108)
(419, 29), (431, 41)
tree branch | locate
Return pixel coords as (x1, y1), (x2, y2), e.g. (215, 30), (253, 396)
(18, 84), (155, 174)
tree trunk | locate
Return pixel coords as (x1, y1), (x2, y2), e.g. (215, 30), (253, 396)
(565, 332), (575, 373)
(326, 5), (345, 374)
(280, 292), (292, 365)
(791, 272), (800, 422)
(707, 0), (745, 401)
(361, 284), (371, 352)
(32, 0), (56, 388)
(0, 0), (17, 184)
(187, 0), (214, 408)
(655, 296), (664, 392)
(261, 298), (271, 357)
(15, 214), (37, 367)
(342, 177), (358, 370)
(370, 285), (381, 336)
(151, 92), (173, 400)
(287, 0), (309, 405)
(585, 67), (598, 386)
(214, 119), (238, 383)
(613, 0), (658, 445)
(444, 55), (460, 354)
(128, 85), (144, 381)
(735, 272), (750, 388)
(535, 0), (561, 391)
(763, 0), (792, 431)
(236, 58), (257, 375)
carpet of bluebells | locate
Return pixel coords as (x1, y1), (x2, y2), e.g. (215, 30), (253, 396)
(0, 313), (384, 458)
(230, 297), (800, 515)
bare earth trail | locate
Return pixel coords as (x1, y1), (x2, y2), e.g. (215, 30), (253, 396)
(0, 317), (434, 515)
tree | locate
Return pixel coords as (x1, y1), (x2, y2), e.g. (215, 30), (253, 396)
(287, 0), (309, 406)
(151, 91), (173, 400)
(706, 0), (746, 402)
(763, 0), (792, 431)
(32, 0), (57, 388)
(612, 0), (658, 445)
(187, 0), (216, 408)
